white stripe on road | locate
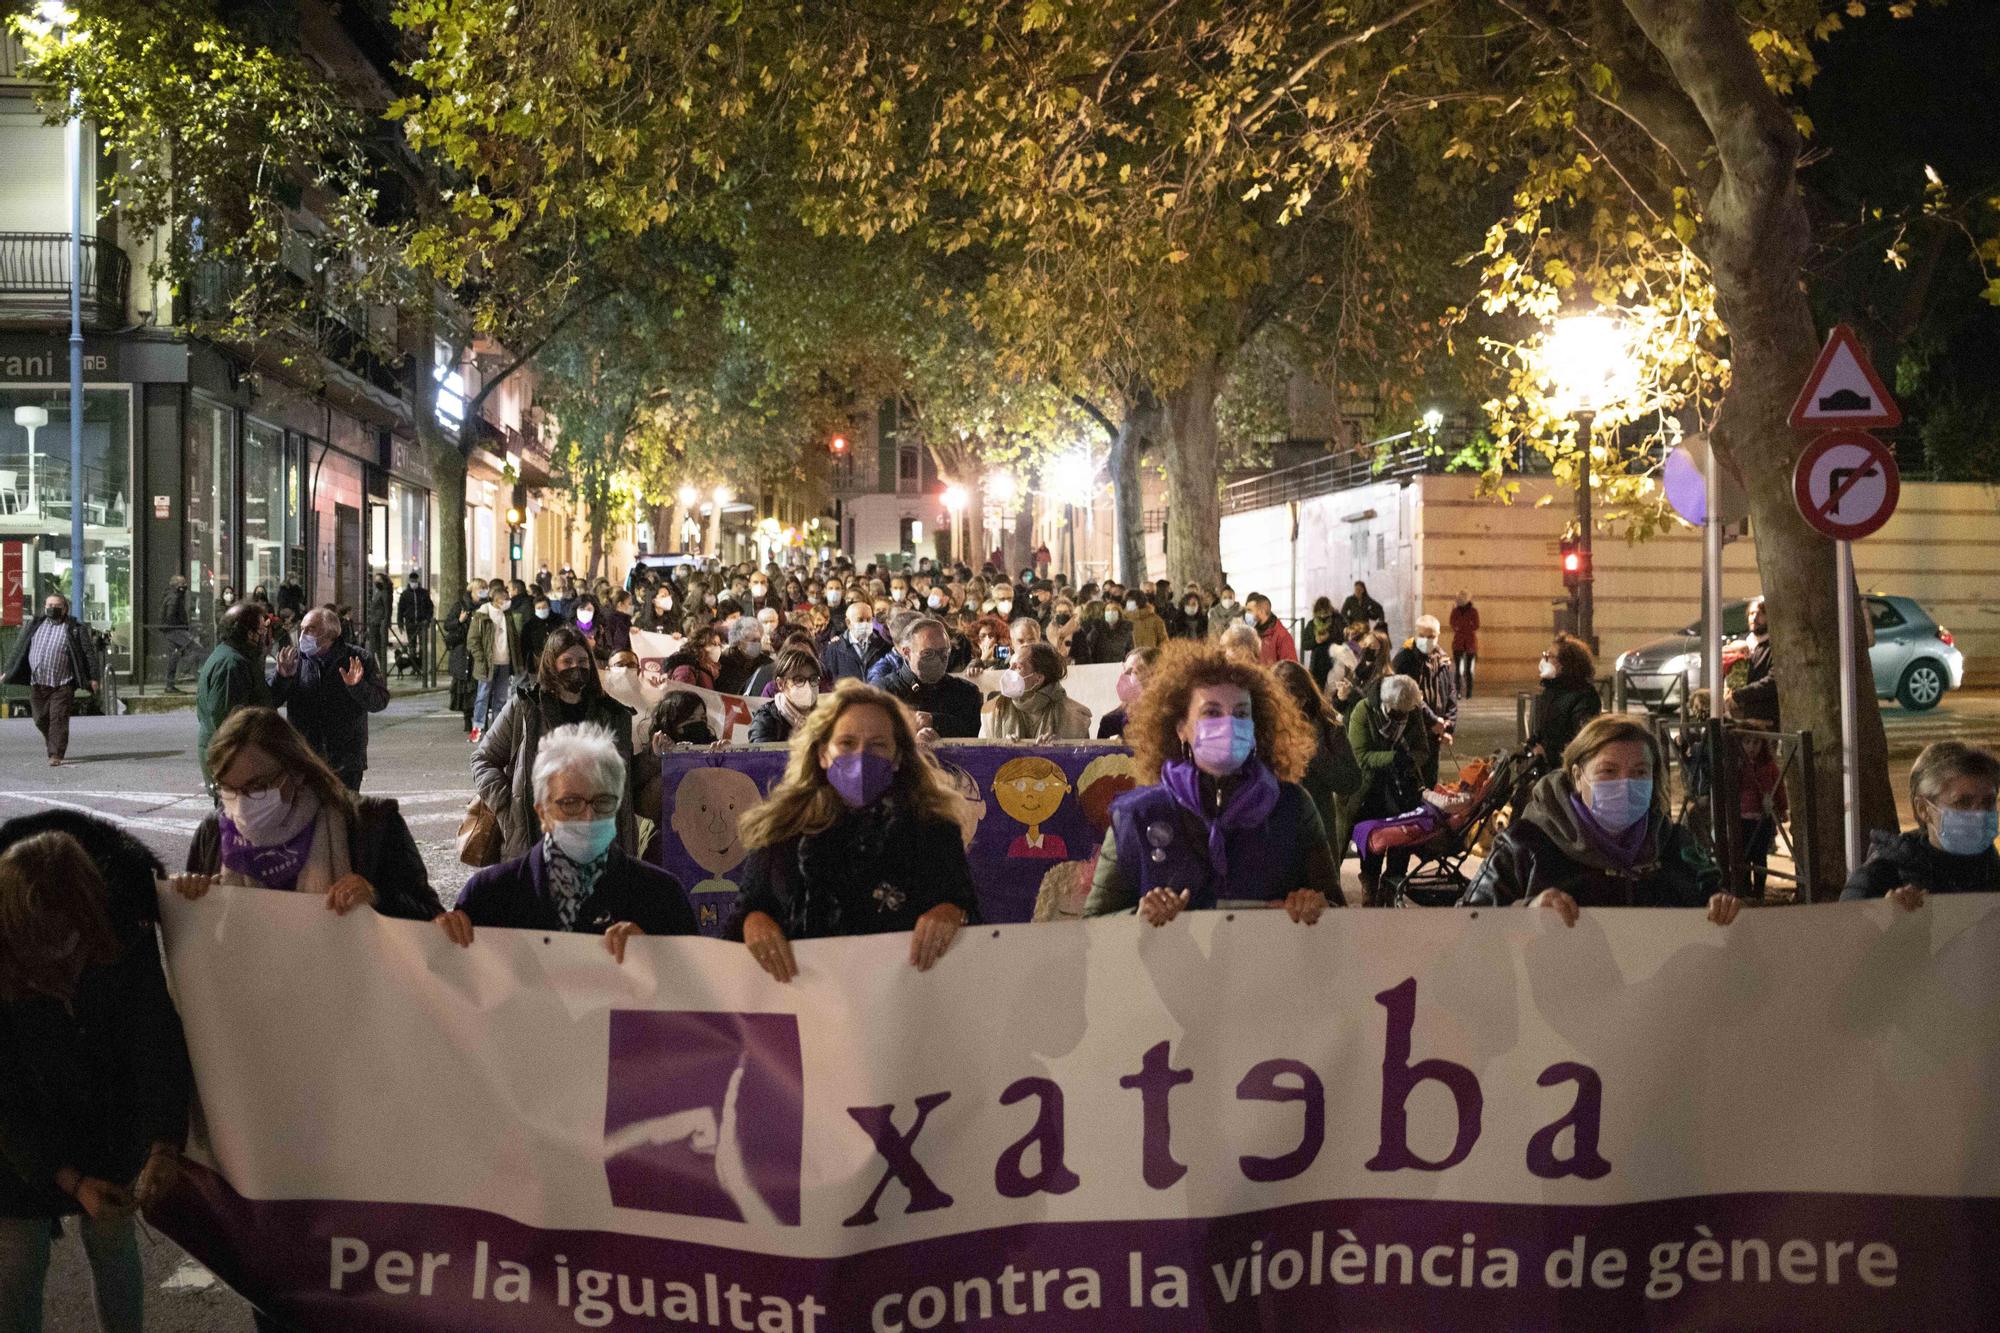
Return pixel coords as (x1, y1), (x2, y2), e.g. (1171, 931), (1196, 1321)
(0, 792), (204, 834)
(158, 1256), (218, 1292)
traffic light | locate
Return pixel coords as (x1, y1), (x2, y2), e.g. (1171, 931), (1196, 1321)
(1559, 536), (1588, 589)
(830, 434), (848, 455)
(509, 533), (523, 561)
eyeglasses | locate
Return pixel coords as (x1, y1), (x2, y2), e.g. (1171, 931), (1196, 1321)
(548, 795), (620, 819)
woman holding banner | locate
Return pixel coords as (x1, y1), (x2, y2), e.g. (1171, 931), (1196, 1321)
(474, 629), (639, 861)
(178, 708), (443, 922)
(0, 829), (192, 1333)
(1463, 716), (1740, 925)
(748, 648), (825, 744)
(1084, 641), (1338, 925)
(1843, 741), (1999, 906)
(728, 682), (978, 982)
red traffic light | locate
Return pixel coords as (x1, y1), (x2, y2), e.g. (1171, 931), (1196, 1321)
(1559, 536), (1587, 589)
(1562, 551), (1582, 574)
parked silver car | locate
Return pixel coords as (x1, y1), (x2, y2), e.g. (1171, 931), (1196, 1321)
(1614, 594), (1965, 712)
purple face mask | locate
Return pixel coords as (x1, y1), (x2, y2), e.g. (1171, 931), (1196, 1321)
(827, 751), (896, 809)
(1189, 715), (1257, 776)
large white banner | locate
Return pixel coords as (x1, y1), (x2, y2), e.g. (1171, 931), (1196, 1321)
(152, 889), (2000, 1330)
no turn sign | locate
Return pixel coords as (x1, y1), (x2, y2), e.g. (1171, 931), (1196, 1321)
(1793, 429), (1899, 541)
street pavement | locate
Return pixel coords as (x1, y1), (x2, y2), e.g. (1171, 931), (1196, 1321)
(4, 684), (1998, 1329)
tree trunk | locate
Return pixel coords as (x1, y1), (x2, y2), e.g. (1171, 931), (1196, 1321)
(1109, 390), (1157, 586)
(1163, 354), (1225, 586)
(1622, 0), (1897, 895)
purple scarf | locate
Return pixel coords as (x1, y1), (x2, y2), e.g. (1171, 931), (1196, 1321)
(1567, 794), (1652, 869)
(1158, 757), (1281, 882)
(218, 813), (318, 891)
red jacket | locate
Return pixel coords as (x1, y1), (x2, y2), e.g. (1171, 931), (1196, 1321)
(1257, 616), (1299, 664)
(1450, 603), (1480, 655)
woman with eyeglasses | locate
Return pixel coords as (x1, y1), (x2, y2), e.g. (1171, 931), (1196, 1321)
(439, 724), (695, 959)
(175, 707), (442, 920)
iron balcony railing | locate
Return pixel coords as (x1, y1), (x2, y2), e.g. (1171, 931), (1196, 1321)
(0, 232), (130, 326)
(1220, 441), (1444, 515)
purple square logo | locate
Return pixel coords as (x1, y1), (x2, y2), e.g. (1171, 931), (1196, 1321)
(604, 1011), (803, 1227)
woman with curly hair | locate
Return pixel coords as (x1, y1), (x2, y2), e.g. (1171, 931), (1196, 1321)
(1084, 640), (1339, 925)
(728, 682), (978, 982)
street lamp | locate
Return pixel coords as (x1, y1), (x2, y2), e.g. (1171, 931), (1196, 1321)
(941, 484), (969, 566)
(985, 472), (1018, 572)
(1421, 408), (1444, 435)
(1543, 311), (1632, 651)
(13, 405), (47, 516)
(710, 485), (732, 560)
(28, 1), (88, 611)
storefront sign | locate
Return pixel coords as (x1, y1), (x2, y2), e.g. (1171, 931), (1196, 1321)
(0, 341), (113, 378)
(149, 889), (2000, 1332)
(383, 435), (436, 488)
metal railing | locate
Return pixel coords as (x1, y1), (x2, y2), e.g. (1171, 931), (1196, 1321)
(0, 232), (130, 326)
(1220, 441), (1444, 515)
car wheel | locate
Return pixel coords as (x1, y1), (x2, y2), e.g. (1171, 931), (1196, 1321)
(1896, 660), (1947, 711)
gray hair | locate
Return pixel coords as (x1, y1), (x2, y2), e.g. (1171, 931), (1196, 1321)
(531, 723), (627, 807)
(726, 615), (765, 648)
(1415, 615), (1441, 636)
(1380, 675), (1422, 712)
(898, 615), (948, 649)
(1220, 623), (1260, 655)
(1909, 740), (2000, 808)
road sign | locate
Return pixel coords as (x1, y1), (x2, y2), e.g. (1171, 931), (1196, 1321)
(1793, 429), (1899, 542)
(1788, 324), (1901, 430)
(1663, 434), (1748, 526)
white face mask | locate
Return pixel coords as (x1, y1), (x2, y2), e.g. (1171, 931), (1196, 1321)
(1415, 636), (1436, 654)
(221, 784), (315, 846)
(850, 622), (874, 644)
(1104, 608), (1121, 625)
(996, 600), (1013, 615)
(826, 590), (844, 606)
(928, 593), (945, 609)
(1539, 657), (1558, 680)
(784, 682), (819, 710)
(998, 668), (1029, 699)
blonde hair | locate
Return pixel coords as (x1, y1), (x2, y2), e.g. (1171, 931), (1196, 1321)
(738, 681), (964, 849)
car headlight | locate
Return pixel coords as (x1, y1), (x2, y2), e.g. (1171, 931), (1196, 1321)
(1661, 654), (1689, 677)
(1615, 652), (1630, 672)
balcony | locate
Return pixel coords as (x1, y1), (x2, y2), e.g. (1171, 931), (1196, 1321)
(182, 260), (405, 400)
(0, 233), (130, 328)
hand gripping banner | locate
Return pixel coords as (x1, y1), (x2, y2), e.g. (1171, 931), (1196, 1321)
(150, 889), (2000, 1331)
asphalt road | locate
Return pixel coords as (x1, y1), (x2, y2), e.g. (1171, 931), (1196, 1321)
(5, 684), (1998, 1330)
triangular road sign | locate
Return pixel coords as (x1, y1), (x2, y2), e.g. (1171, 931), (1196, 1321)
(1788, 324), (1901, 430)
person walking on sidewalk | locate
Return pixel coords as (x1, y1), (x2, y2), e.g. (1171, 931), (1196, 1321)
(159, 575), (201, 693)
(395, 571), (434, 681)
(365, 573), (393, 671)
(468, 580), (520, 744)
(3, 594), (98, 768)
(1449, 591), (1480, 699)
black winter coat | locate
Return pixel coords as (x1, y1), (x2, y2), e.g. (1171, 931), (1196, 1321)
(186, 799), (444, 922)
(269, 638), (390, 775)
(1842, 829), (1999, 899)
(728, 805), (978, 942)
(1, 613), (96, 689)
(1464, 772), (1716, 909)
(0, 812), (191, 1219)
(1530, 678), (1602, 762)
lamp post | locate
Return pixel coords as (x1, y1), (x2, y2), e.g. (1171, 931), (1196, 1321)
(710, 485), (732, 562)
(13, 405), (47, 517)
(41, 0), (87, 612)
(1544, 312), (1630, 653)
(941, 484), (968, 567)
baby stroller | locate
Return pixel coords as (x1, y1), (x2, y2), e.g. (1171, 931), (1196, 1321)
(1354, 746), (1540, 907)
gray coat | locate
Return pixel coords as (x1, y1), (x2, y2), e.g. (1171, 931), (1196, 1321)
(471, 680), (640, 860)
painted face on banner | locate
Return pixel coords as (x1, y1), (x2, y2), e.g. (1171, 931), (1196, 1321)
(669, 767), (762, 875)
(994, 755), (1071, 828)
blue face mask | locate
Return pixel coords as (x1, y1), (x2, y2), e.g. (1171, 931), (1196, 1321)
(1585, 777), (1654, 832)
(1190, 715), (1257, 776)
(549, 815), (617, 864)
(1934, 806), (1999, 857)
(296, 633), (322, 658)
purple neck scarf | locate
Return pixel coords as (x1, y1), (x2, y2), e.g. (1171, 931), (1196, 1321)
(219, 813), (318, 891)
(1158, 757), (1281, 882)
(1567, 793), (1652, 868)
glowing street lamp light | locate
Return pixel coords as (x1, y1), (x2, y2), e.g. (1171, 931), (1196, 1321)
(712, 484), (733, 507)
(941, 484), (968, 512)
(1421, 408), (1444, 435)
(677, 484), (699, 509)
(1542, 310), (1633, 650)
(986, 472), (1017, 505)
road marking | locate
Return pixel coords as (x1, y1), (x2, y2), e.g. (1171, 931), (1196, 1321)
(0, 792), (204, 834)
(159, 1256), (218, 1292)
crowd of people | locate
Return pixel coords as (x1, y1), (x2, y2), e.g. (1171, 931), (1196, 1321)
(3, 553), (1995, 1331)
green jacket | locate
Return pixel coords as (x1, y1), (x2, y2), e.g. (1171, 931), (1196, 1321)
(194, 640), (272, 785)
(1334, 679), (1426, 847)
(468, 605), (522, 681)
